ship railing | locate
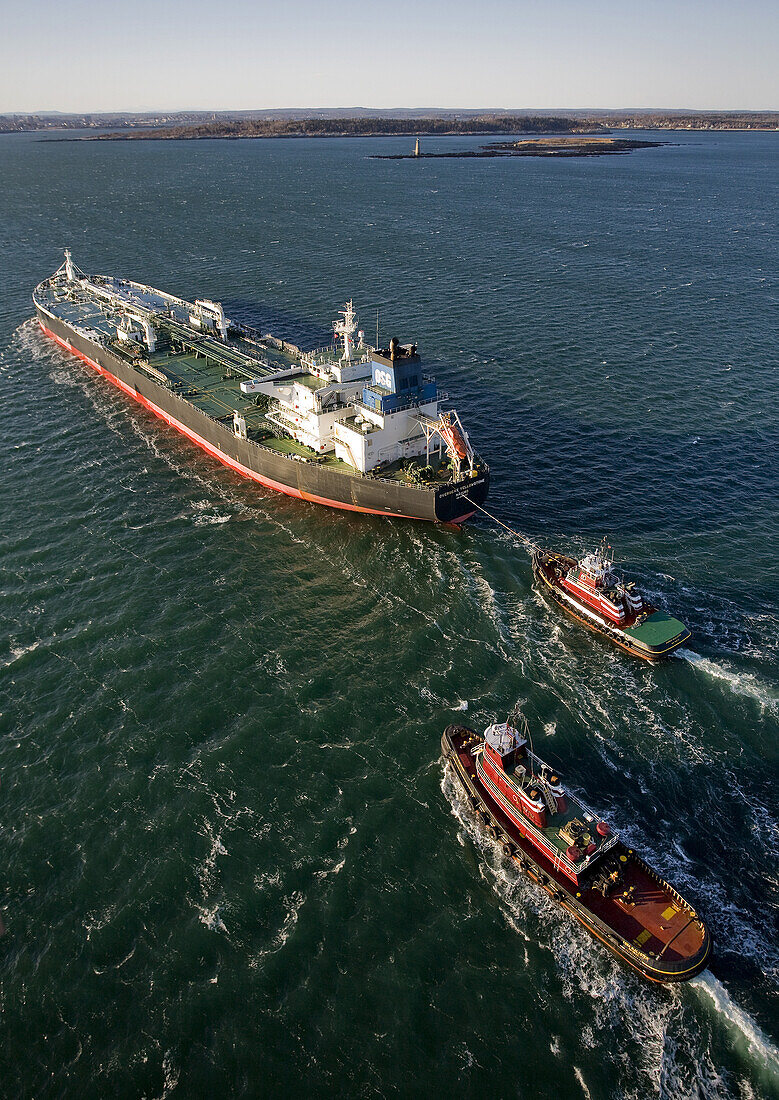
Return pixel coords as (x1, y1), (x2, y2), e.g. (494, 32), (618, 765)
(301, 345), (373, 368)
(318, 397), (352, 414)
(301, 344), (338, 362)
(227, 334), (286, 376)
(264, 407), (299, 432)
(232, 321), (303, 358)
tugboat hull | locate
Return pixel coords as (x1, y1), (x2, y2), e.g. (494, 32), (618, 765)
(533, 550), (690, 660)
(442, 724), (712, 983)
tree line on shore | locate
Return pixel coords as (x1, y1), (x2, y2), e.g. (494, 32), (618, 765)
(1, 111), (776, 137)
(91, 116), (604, 140)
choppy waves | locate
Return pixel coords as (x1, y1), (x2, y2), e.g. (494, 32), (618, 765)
(2, 130), (778, 1097)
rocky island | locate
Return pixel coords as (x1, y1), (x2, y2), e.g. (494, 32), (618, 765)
(372, 136), (665, 159)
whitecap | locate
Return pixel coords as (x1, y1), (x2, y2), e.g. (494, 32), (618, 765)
(197, 904), (227, 934)
(692, 971), (779, 1081)
(3, 640), (40, 668)
(679, 649), (779, 713)
(573, 1067), (593, 1099)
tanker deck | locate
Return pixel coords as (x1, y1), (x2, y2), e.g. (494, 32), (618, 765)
(34, 254), (489, 523)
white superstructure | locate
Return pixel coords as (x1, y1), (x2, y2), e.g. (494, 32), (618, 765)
(38, 254), (479, 480)
(246, 305), (475, 476)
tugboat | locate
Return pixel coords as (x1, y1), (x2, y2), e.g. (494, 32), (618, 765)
(442, 711), (712, 983)
(533, 539), (690, 659)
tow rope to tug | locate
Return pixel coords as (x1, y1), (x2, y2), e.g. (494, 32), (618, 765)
(464, 498), (541, 553)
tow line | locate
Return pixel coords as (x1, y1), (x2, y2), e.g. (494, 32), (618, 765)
(465, 498), (540, 552)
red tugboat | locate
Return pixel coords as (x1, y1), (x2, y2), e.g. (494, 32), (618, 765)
(442, 712), (712, 982)
(533, 539), (691, 659)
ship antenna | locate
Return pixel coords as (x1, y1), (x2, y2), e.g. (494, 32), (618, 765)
(507, 700), (523, 730)
(333, 300), (358, 361)
(507, 701), (534, 769)
(509, 701), (536, 774)
(376, 309), (380, 351)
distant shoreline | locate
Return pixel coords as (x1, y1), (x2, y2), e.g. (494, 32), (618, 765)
(42, 127), (779, 144)
(18, 111), (774, 142)
(82, 116), (605, 142)
(1, 109), (777, 139)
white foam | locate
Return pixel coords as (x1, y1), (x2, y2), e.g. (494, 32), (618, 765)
(692, 971), (779, 1081)
(573, 1067), (592, 1099)
(197, 904), (227, 934)
(3, 640), (40, 668)
(193, 511), (231, 526)
(679, 649), (779, 713)
(198, 829), (227, 890)
(160, 1050), (180, 1097)
(314, 858), (346, 879)
(261, 891), (304, 960)
(191, 499), (232, 526)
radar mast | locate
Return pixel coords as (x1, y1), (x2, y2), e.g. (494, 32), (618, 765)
(333, 300), (358, 361)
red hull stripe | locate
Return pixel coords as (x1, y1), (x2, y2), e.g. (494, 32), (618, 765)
(38, 321), (474, 523)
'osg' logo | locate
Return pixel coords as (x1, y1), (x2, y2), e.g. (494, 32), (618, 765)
(374, 369), (393, 390)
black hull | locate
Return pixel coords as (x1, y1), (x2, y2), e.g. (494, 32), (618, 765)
(36, 307), (489, 523)
(442, 726), (712, 983)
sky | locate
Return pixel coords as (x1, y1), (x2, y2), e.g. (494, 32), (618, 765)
(1, 0), (776, 113)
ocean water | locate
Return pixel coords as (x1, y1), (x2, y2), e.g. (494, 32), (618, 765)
(0, 129), (777, 1099)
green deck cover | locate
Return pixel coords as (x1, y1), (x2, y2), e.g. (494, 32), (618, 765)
(623, 610), (689, 649)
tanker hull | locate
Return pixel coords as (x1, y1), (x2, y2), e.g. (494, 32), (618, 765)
(36, 306), (488, 524)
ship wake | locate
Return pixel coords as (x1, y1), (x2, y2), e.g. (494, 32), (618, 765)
(441, 761), (777, 1099)
(677, 649), (779, 714)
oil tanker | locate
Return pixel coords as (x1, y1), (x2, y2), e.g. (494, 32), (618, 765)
(34, 253), (489, 522)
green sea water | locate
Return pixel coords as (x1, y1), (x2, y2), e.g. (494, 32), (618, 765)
(1, 130), (777, 1099)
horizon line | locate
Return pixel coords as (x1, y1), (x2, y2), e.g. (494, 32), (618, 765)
(4, 105), (779, 117)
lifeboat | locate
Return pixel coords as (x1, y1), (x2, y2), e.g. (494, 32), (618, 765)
(532, 540), (691, 660)
(442, 716), (712, 983)
(437, 411), (470, 462)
